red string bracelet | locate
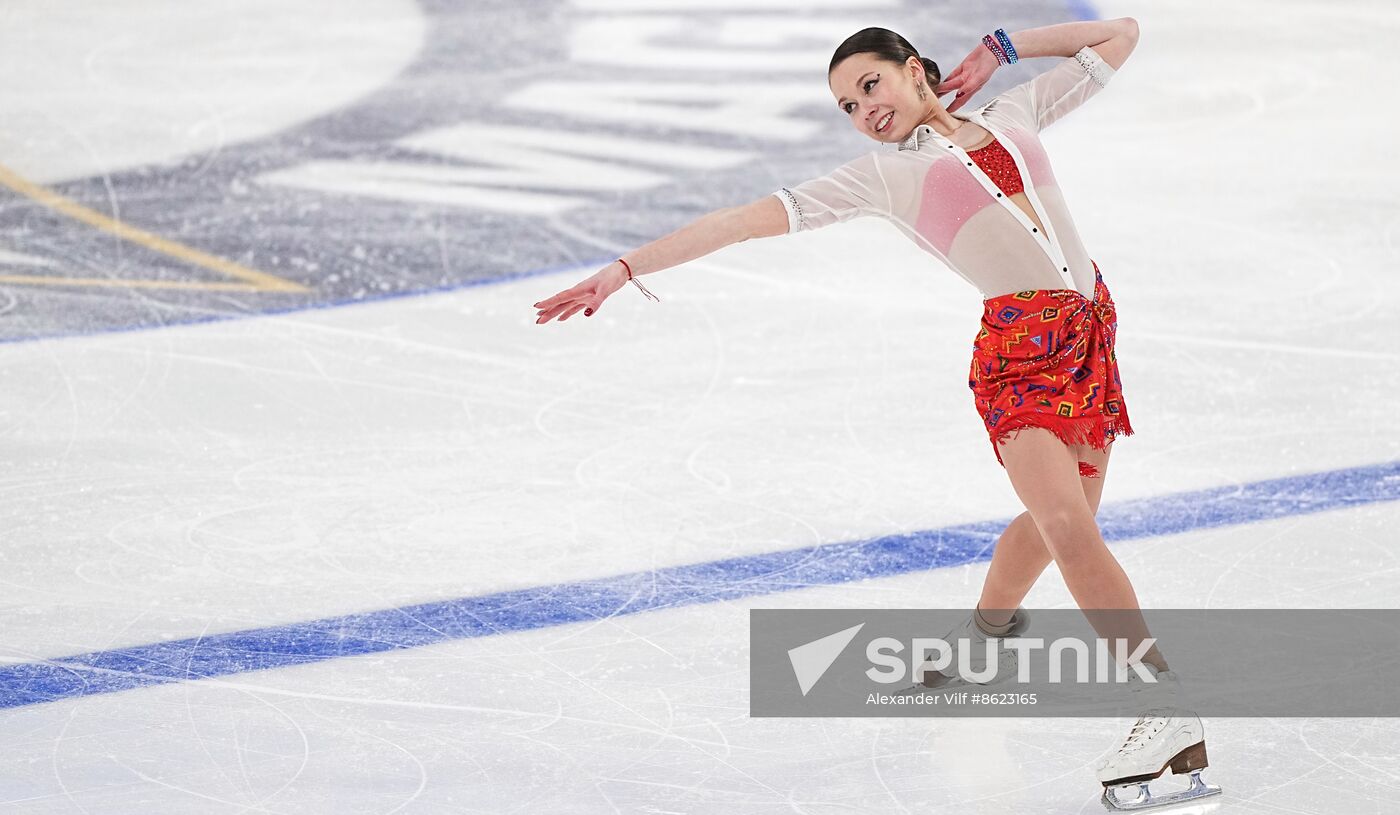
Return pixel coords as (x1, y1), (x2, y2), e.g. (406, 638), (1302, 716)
(618, 258), (660, 302)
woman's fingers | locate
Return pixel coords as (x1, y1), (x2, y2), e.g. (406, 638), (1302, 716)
(535, 298), (574, 323)
(534, 285), (581, 320)
(534, 273), (613, 323)
(946, 77), (987, 111)
(534, 288), (575, 310)
(547, 301), (580, 321)
(535, 295), (602, 323)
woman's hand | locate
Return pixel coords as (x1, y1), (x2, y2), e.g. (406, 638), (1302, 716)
(935, 43), (1002, 113)
(533, 262), (628, 323)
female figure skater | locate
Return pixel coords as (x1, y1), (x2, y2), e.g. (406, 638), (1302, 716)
(533, 18), (1219, 811)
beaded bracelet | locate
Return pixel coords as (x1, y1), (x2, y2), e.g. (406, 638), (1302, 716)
(993, 28), (1019, 64)
(618, 257), (660, 302)
(982, 33), (1008, 65)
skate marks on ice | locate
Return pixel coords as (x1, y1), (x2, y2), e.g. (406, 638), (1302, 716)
(2, 459), (1398, 710)
(0, 0), (425, 338)
(0, 0), (1081, 340)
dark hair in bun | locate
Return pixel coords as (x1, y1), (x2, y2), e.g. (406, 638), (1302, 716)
(829, 27), (939, 87)
(918, 56), (941, 87)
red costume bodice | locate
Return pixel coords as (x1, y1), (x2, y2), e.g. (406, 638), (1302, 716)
(967, 137), (1025, 197)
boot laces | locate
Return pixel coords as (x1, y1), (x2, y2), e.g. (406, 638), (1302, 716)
(1118, 709), (1171, 755)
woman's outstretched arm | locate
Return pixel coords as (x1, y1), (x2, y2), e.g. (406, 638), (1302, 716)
(532, 195), (790, 324)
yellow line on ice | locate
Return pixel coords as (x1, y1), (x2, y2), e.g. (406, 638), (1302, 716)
(0, 162), (308, 293)
(0, 274), (265, 292)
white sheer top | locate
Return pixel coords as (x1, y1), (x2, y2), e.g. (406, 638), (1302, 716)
(772, 46), (1116, 300)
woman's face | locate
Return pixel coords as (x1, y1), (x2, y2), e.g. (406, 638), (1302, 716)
(829, 53), (927, 143)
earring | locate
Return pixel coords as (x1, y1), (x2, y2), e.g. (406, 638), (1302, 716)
(918, 82), (927, 101)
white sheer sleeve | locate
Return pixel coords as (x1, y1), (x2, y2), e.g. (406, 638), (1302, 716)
(985, 45), (1116, 133)
(771, 152), (890, 234)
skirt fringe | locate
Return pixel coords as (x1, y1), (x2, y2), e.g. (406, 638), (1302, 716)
(987, 412), (1135, 468)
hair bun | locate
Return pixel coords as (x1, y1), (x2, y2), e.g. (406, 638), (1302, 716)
(919, 56), (941, 87)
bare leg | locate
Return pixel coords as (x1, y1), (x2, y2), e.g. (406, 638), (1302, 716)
(990, 427), (1165, 671)
(976, 441), (1113, 625)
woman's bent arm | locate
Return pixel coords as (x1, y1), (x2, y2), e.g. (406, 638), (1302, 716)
(1007, 18), (1139, 70)
(533, 195), (788, 323)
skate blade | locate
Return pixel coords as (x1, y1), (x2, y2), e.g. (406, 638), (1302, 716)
(1100, 770), (1222, 812)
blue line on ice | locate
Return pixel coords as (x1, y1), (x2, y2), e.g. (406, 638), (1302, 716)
(3, 459), (1394, 709)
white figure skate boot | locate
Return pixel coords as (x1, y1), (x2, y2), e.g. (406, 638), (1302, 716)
(1096, 668), (1222, 812)
(917, 606), (1030, 689)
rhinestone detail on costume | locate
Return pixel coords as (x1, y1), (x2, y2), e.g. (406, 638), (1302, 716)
(1074, 48), (1111, 88)
(966, 138), (1025, 197)
(777, 187), (805, 231)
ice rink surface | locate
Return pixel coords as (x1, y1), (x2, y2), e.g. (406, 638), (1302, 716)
(0, 0), (1397, 812)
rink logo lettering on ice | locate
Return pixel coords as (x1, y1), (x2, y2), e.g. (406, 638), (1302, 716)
(13, 0), (956, 339)
(255, 2), (856, 215)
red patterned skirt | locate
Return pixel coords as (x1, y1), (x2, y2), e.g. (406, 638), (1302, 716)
(968, 261), (1134, 473)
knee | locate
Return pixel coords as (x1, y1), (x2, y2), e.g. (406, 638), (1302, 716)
(1033, 509), (1076, 543)
(1033, 510), (1099, 561)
